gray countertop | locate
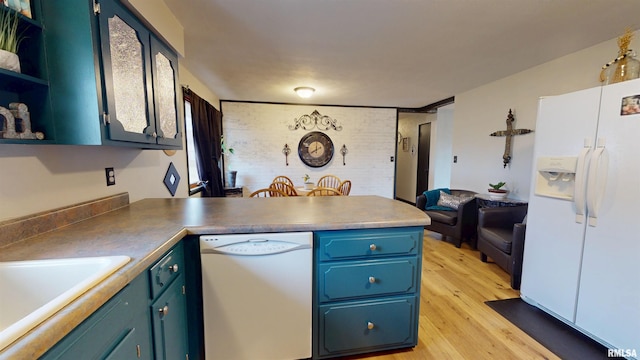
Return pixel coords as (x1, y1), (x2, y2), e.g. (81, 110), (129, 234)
(0, 195), (429, 359)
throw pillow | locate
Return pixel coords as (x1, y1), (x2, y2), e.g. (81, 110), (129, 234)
(422, 188), (451, 208)
(437, 191), (473, 210)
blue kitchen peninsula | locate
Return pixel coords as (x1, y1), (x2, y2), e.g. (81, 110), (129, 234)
(0, 194), (430, 359)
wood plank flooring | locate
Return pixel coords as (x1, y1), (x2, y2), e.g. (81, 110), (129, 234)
(349, 232), (559, 360)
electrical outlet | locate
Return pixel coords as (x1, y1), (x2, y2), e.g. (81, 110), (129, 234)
(105, 167), (116, 186)
(453, 155), (458, 163)
(390, 156), (394, 162)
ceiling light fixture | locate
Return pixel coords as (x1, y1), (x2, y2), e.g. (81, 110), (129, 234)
(294, 87), (315, 98)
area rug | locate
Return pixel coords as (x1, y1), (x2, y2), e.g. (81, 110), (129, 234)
(485, 298), (608, 360)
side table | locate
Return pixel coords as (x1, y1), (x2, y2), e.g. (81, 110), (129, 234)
(224, 187), (243, 198)
(475, 194), (528, 208)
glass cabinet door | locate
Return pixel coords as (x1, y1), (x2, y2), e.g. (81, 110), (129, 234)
(151, 36), (181, 147)
(98, 0), (156, 144)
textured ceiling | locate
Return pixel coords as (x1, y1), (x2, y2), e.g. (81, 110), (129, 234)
(163, 0), (640, 108)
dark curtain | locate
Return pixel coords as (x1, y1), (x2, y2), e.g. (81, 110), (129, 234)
(187, 89), (225, 197)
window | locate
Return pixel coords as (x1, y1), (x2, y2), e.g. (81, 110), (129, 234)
(183, 100), (203, 193)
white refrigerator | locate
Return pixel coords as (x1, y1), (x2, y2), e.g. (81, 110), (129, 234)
(521, 78), (640, 355)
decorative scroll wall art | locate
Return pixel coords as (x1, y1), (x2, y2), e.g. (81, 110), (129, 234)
(490, 109), (533, 168)
(288, 110), (343, 131)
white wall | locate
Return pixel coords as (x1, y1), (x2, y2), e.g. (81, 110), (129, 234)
(221, 102), (397, 197)
(432, 105), (454, 189)
(451, 31), (637, 200)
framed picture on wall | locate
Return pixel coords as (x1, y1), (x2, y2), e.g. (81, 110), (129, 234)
(4, 0), (32, 19)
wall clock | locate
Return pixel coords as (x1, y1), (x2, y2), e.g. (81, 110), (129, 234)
(298, 131), (334, 167)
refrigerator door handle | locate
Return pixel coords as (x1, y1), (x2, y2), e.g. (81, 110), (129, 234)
(586, 138), (608, 227)
(573, 140), (592, 223)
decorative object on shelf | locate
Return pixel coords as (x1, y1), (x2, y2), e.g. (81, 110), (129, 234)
(340, 144), (348, 165)
(0, 8), (24, 72)
(303, 174), (313, 190)
(490, 109), (533, 168)
(488, 182), (509, 199)
(298, 131), (334, 167)
(1, 103), (42, 139)
(163, 162), (181, 197)
(227, 170), (237, 188)
(3, 1), (32, 19)
(600, 28), (640, 85)
(282, 143), (291, 166)
(288, 110), (342, 131)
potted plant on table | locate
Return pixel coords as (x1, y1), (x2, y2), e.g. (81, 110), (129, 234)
(0, 8), (24, 73)
(303, 174), (313, 190)
(488, 181), (509, 199)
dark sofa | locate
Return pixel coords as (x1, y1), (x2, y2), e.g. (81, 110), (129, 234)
(416, 189), (478, 248)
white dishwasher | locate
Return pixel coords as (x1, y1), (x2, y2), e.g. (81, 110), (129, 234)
(200, 232), (313, 360)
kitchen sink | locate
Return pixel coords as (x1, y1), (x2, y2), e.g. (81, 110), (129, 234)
(0, 255), (130, 351)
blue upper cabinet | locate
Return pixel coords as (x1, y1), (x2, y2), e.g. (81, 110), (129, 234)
(41, 0), (182, 149)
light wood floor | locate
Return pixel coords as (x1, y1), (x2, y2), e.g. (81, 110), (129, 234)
(349, 232), (559, 360)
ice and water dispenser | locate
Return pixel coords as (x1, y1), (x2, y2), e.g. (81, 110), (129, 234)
(534, 156), (578, 200)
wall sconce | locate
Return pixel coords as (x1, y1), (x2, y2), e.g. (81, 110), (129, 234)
(340, 144), (348, 166)
(294, 87), (315, 98)
(282, 144), (291, 166)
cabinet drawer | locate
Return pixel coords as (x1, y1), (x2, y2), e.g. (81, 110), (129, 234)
(318, 258), (418, 302)
(318, 296), (418, 357)
(149, 242), (184, 299)
(316, 228), (422, 261)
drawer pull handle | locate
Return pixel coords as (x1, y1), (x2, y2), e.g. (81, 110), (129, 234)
(367, 321), (375, 330)
(369, 244), (377, 251)
(159, 305), (169, 315)
(169, 264), (179, 273)
(368, 276), (376, 284)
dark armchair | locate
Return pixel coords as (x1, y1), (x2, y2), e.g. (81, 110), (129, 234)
(477, 205), (527, 290)
(416, 189), (478, 248)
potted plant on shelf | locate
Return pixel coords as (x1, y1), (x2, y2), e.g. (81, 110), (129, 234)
(488, 181), (508, 199)
(221, 135), (237, 187)
(303, 174), (313, 190)
(0, 8), (24, 73)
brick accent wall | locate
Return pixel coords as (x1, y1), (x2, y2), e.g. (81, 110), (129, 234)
(221, 102), (397, 197)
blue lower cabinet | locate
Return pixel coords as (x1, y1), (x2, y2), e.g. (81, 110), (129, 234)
(40, 275), (153, 359)
(319, 296), (418, 356)
(41, 242), (192, 359)
(314, 227), (424, 359)
(150, 274), (189, 360)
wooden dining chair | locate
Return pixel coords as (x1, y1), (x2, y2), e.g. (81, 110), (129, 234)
(306, 187), (342, 196)
(249, 188), (289, 197)
(269, 181), (298, 196)
(316, 175), (341, 189)
(338, 180), (351, 196)
(272, 175), (294, 187)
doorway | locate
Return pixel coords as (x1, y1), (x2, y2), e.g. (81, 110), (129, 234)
(416, 123), (431, 195)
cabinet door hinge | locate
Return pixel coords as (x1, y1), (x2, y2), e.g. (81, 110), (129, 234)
(94, 0), (100, 15)
(103, 113), (110, 125)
